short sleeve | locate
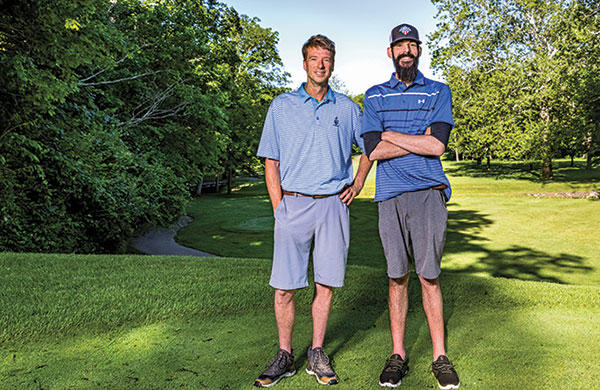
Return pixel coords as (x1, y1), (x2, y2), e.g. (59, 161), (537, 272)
(430, 84), (454, 128)
(257, 99), (280, 160)
(361, 91), (383, 135)
(351, 103), (366, 153)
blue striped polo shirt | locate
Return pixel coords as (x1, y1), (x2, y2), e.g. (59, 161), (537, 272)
(362, 71), (454, 202)
(257, 83), (364, 195)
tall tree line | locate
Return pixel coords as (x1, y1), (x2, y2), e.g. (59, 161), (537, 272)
(0, 0), (288, 253)
(430, 0), (600, 177)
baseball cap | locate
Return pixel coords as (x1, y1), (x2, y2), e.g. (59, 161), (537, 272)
(389, 24), (421, 45)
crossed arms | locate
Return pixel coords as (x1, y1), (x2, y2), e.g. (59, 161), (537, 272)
(364, 123), (450, 161)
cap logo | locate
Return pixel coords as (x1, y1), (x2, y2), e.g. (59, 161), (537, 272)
(399, 26), (412, 35)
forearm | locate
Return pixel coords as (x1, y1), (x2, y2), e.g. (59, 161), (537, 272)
(339, 153), (373, 205)
(381, 130), (445, 156)
(353, 153), (374, 190)
(369, 140), (411, 161)
(264, 158), (282, 212)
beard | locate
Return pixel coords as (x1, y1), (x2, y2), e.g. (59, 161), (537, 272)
(393, 53), (419, 83)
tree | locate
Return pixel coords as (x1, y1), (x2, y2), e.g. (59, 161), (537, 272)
(430, 0), (599, 177)
(0, 0), (289, 252)
(215, 8), (289, 193)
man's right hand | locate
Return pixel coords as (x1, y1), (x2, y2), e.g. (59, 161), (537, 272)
(264, 158), (283, 214)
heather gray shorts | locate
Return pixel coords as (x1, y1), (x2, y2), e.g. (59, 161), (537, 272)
(270, 194), (350, 290)
(378, 188), (448, 279)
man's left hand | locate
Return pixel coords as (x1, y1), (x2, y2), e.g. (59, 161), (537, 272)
(339, 184), (362, 206)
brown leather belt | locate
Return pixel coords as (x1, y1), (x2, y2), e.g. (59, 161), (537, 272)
(431, 184), (448, 190)
(282, 190), (340, 199)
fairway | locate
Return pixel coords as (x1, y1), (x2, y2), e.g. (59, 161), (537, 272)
(177, 159), (600, 286)
(1, 253), (599, 389)
(1, 160), (599, 389)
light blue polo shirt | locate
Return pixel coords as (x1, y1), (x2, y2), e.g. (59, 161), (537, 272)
(258, 83), (364, 195)
(362, 71), (454, 202)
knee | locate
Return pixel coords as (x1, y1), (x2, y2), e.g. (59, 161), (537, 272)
(275, 289), (295, 305)
(390, 273), (410, 287)
(314, 283), (333, 299)
(418, 275), (440, 290)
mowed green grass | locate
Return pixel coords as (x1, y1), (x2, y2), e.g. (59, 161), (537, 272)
(1, 253), (599, 389)
(2, 160), (599, 389)
(177, 159), (600, 286)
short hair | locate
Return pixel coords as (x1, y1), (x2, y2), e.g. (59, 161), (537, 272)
(302, 34), (336, 62)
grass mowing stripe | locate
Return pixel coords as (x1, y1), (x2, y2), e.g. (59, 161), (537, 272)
(1, 253), (598, 337)
(1, 307), (598, 389)
(176, 160), (600, 285)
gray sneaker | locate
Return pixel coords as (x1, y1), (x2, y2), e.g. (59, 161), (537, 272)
(306, 346), (339, 385)
(254, 349), (296, 387)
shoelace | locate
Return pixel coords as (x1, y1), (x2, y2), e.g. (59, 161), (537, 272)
(432, 359), (455, 374)
(312, 349), (332, 372)
(264, 351), (290, 374)
(384, 357), (406, 372)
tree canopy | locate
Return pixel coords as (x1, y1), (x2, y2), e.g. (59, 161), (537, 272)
(430, 0), (600, 176)
(0, 0), (288, 253)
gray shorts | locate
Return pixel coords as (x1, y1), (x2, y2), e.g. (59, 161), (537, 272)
(378, 188), (448, 279)
(270, 194), (350, 290)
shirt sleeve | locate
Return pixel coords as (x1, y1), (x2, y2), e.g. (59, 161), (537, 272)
(429, 83), (454, 128)
(351, 103), (366, 153)
(257, 99), (280, 160)
(361, 90), (384, 135)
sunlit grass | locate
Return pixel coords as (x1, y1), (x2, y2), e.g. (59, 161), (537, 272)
(2, 159), (598, 388)
(1, 253), (598, 389)
(177, 158), (600, 285)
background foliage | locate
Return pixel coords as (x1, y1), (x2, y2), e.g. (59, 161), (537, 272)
(0, 0), (288, 253)
(430, 0), (600, 177)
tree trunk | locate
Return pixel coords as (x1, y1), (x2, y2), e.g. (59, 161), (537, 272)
(486, 155), (491, 170)
(586, 130), (593, 170)
(195, 175), (204, 196)
(453, 133), (460, 162)
(227, 167), (233, 195)
(215, 172), (220, 193)
(540, 102), (553, 179)
(570, 155), (574, 167)
(542, 156), (553, 179)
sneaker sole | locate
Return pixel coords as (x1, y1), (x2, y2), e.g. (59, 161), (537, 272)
(305, 368), (339, 385)
(254, 370), (296, 387)
(379, 367), (408, 388)
(379, 380), (402, 388)
(434, 378), (460, 390)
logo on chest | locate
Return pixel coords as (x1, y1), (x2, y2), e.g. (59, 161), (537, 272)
(333, 117), (340, 127)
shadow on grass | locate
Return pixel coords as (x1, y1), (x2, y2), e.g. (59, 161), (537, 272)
(445, 208), (593, 284)
(183, 179), (594, 284)
(458, 246), (592, 284)
(444, 160), (600, 186)
(2, 254), (598, 389)
(321, 266), (388, 366)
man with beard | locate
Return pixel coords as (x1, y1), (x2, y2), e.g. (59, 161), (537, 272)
(361, 24), (460, 389)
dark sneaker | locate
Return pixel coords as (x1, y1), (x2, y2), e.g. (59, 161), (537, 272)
(431, 355), (460, 389)
(306, 347), (339, 385)
(379, 354), (409, 387)
(254, 349), (296, 387)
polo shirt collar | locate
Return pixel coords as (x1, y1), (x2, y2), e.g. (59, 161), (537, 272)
(387, 70), (426, 89)
(298, 83), (336, 104)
